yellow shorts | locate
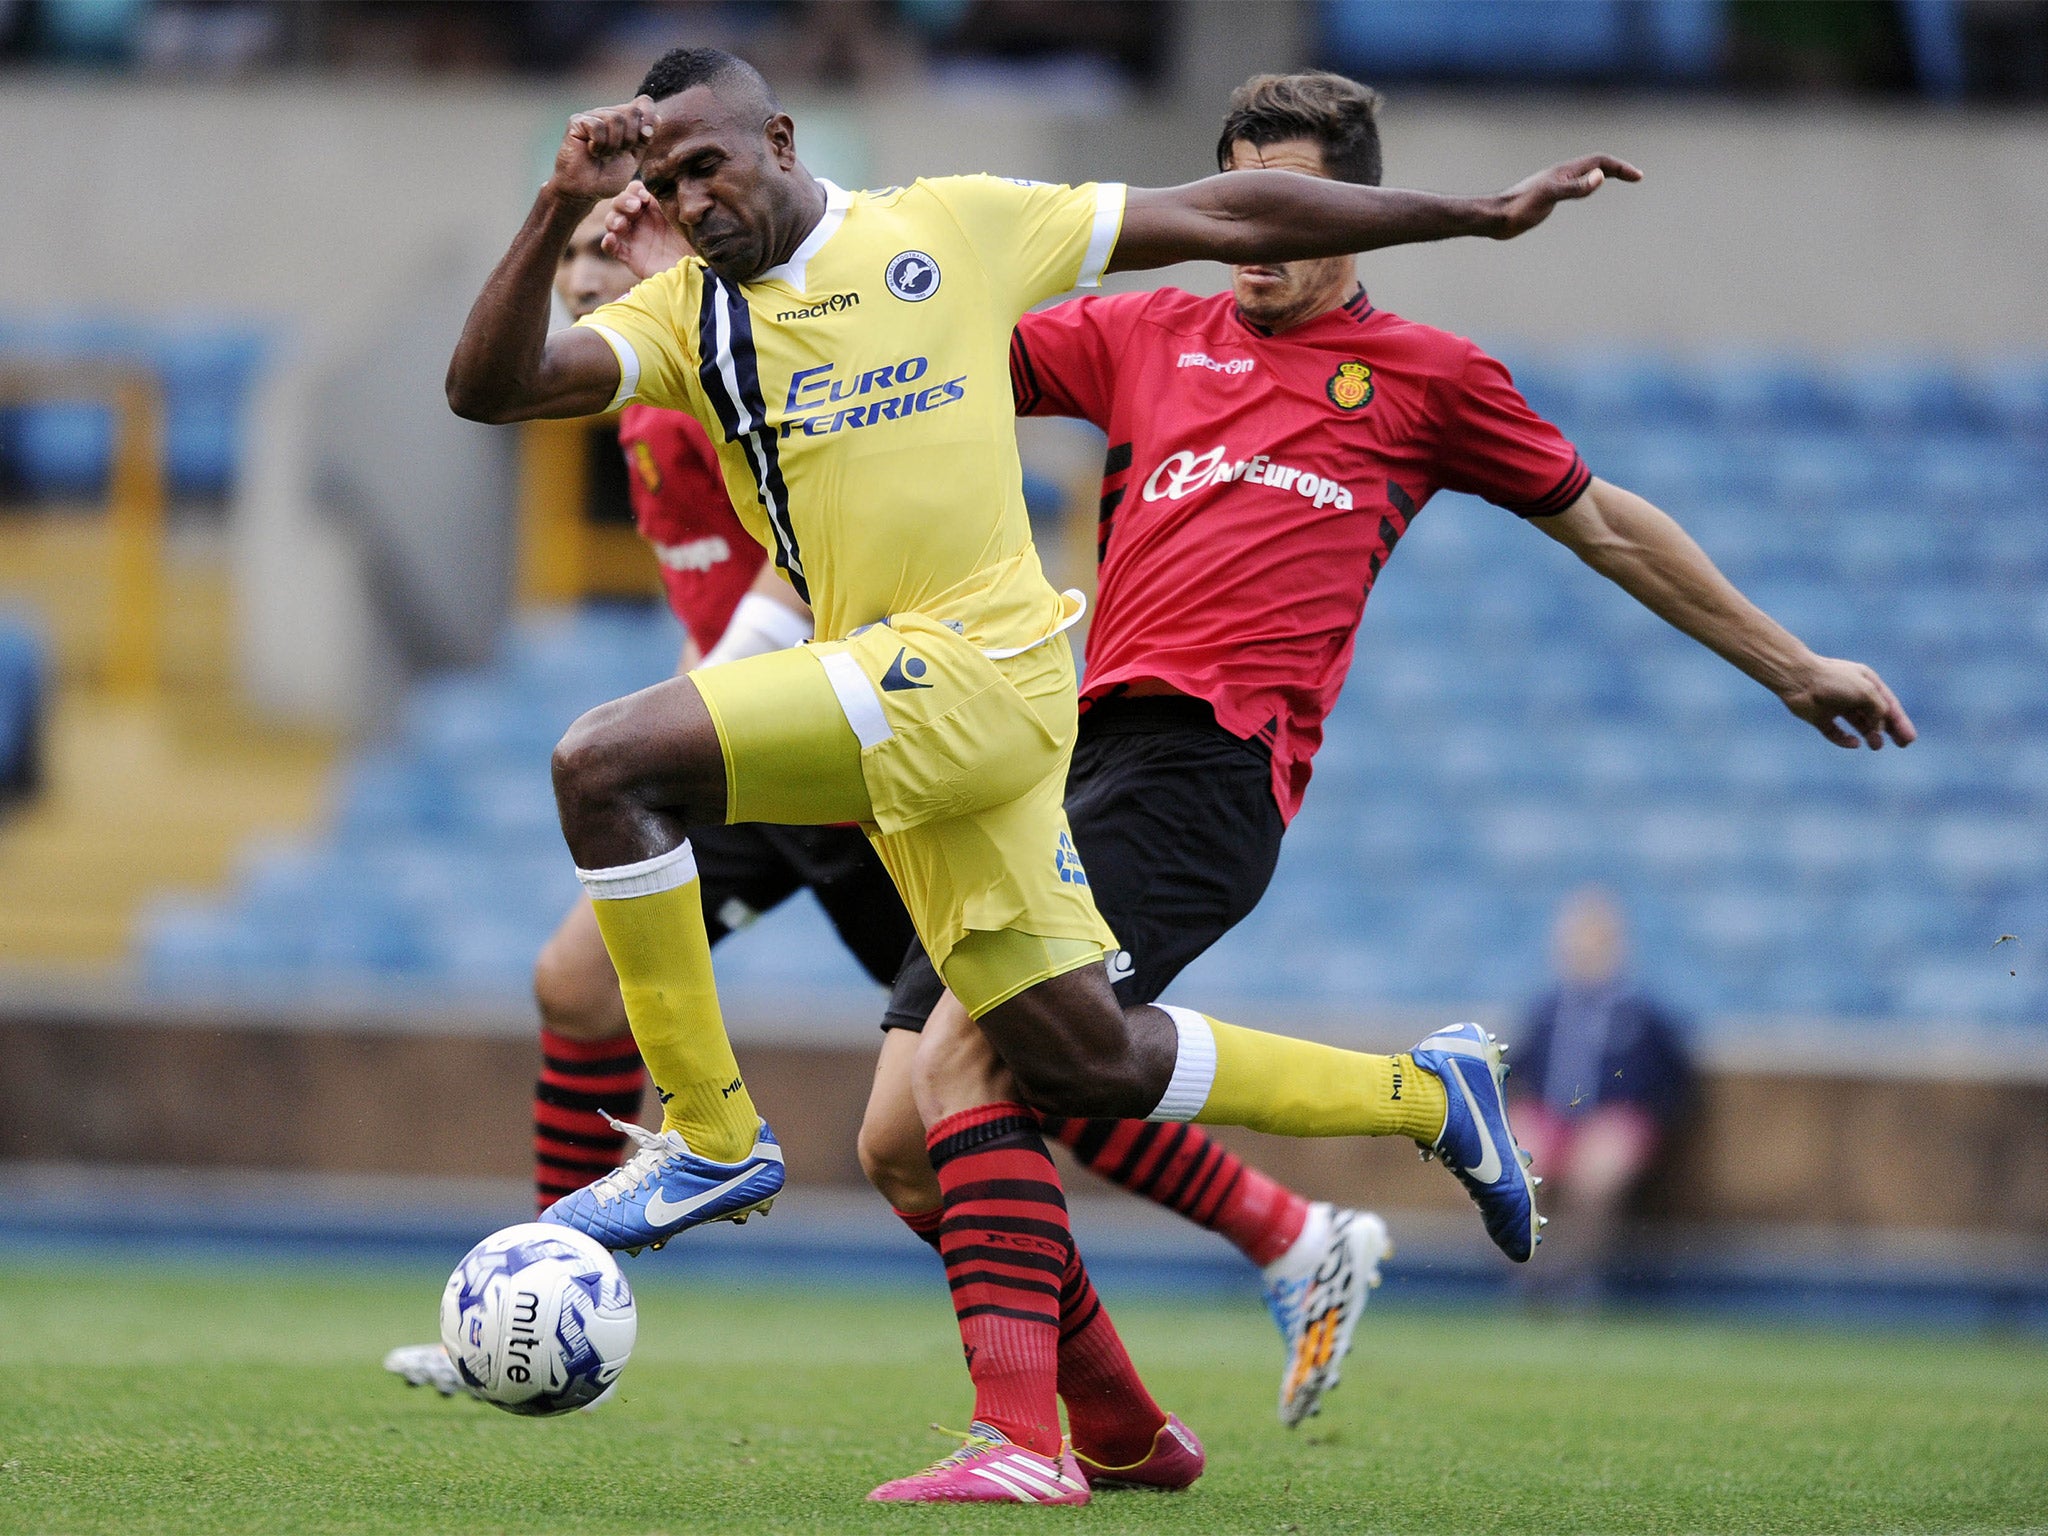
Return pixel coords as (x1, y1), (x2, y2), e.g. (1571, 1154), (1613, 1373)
(690, 613), (1116, 1016)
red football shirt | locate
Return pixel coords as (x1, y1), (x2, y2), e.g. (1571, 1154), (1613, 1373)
(617, 403), (766, 649)
(1011, 287), (1588, 821)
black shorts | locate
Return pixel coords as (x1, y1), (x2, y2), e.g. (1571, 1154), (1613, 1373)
(695, 822), (915, 988)
(879, 695), (1286, 1030)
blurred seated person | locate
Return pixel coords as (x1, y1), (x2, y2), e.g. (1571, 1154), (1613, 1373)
(1508, 888), (1694, 1294)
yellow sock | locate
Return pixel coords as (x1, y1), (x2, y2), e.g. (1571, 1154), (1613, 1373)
(579, 842), (759, 1164)
(1152, 1006), (1446, 1142)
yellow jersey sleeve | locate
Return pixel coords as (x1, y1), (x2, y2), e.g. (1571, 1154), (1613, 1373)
(924, 174), (1126, 317)
(572, 263), (700, 412)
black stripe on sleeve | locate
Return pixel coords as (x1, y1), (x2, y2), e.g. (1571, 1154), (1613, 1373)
(1512, 455), (1593, 519)
(1010, 331), (1043, 414)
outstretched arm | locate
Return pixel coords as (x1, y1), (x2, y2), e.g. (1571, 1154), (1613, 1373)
(1540, 478), (1916, 749)
(1108, 155), (1640, 273)
(447, 98), (658, 423)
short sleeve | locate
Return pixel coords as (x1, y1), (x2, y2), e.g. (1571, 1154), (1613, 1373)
(927, 175), (1126, 317)
(572, 263), (699, 413)
(1434, 347), (1591, 518)
(1010, 293), (1149, 427)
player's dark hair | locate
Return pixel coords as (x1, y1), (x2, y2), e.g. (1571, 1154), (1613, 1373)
(1216, 71), (1383, 187)
(637, 46), (777, 110)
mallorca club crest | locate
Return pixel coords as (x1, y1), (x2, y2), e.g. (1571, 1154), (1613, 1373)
(1326, 359), (1374, 411)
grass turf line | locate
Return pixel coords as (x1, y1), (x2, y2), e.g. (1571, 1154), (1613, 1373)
(0, 1263), (2043, 1535)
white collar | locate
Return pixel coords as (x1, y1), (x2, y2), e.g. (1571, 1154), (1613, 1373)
(756, 178), (850, 292)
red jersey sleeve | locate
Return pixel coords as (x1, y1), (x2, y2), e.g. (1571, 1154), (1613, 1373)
(617, 404), (765, 648)
(1432, 346), (1591, 518)
(1009, 292), (1152, 427)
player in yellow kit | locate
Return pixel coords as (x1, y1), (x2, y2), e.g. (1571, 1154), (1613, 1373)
(448, 45), (1650, 1498)
(447, 46), (1640, 1278)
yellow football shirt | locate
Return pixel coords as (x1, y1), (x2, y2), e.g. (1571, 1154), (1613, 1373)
(576, 175), (1126, 651)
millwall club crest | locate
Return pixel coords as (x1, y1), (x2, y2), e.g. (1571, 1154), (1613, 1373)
(885, 250), (941, 302)
(1326, 360), (1374, 411)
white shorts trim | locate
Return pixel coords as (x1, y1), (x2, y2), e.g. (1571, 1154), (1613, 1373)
(1078, 183), (1126, 290)
(819, 650), (893, 749)
(1147, 1004), (1218, 1122)
(576, 839), (697, 900)
(982, 589), (1087, 660)
(579, 320), (642, 410)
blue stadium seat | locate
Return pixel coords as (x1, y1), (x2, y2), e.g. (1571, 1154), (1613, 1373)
(1, 316), (269, 500)
(1965, 358), (2048, 435)
(0, 614), (47, 800)
(1689, 352), (1841, 430)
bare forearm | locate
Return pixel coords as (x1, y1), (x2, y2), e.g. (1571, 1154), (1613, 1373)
(1112, 171), (1500, 271)
(1550, 481), (1813, 694)
(446, 186), (604, 422)
(1112, 154), (1637, 273)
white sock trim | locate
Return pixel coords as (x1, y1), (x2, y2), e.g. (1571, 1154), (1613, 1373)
(1146, 1005), (1217, 1123)
(576, 839), (698, 900)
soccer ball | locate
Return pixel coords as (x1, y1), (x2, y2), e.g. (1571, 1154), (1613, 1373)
(439, 1222), (637, 1416)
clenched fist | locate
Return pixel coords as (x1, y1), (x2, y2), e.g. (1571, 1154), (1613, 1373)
(551, 96), (658, 203)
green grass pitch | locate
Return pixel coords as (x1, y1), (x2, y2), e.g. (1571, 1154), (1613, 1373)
(1, 1262), (2043, 1534)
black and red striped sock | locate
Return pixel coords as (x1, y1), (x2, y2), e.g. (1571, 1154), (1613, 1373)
(534, 1028), (646, 1215)
(904, 1137), (1164, 1461)
(1040, 1116), (1310, 1269)
(927, 1103), (1069, 1457)
(1057, 1245), (1168, 1468)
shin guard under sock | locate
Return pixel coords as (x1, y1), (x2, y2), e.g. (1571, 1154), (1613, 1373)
(1147, 1006), (1447, 1142)
(577, 842), (760, 1163)
(927, 1104), (1069, 1456)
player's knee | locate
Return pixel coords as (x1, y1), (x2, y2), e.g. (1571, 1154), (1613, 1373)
(856, 1107), (938, 1210)
(982, 987), (1141, 1118)
(550, 703), (634, 821)
(532, 937), (626, 1042)
(1001, 1024), (1137, 1118)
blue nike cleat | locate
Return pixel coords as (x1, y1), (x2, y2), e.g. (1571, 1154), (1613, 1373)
(1409, 1023), (1544, 1263)
(541, 1113), (785, 1254)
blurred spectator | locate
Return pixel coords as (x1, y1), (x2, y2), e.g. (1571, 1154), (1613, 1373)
(1508, 888), (1695, 1300)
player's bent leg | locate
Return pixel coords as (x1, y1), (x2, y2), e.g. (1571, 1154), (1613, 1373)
(544, 655), (868, 1251)
(971, 969), (1539, 1262)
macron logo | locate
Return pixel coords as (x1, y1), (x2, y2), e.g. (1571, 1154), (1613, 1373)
(1177, 351), (1255, 375)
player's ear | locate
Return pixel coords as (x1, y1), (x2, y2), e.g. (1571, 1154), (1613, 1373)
(764, 112), (798, 169)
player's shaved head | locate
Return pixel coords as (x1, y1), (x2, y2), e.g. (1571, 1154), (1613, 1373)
(638, 46), (778, 119)
(627, 47), (821, 285)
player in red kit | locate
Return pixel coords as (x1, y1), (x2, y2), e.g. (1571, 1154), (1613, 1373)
(860, 70), (1913, 1475)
